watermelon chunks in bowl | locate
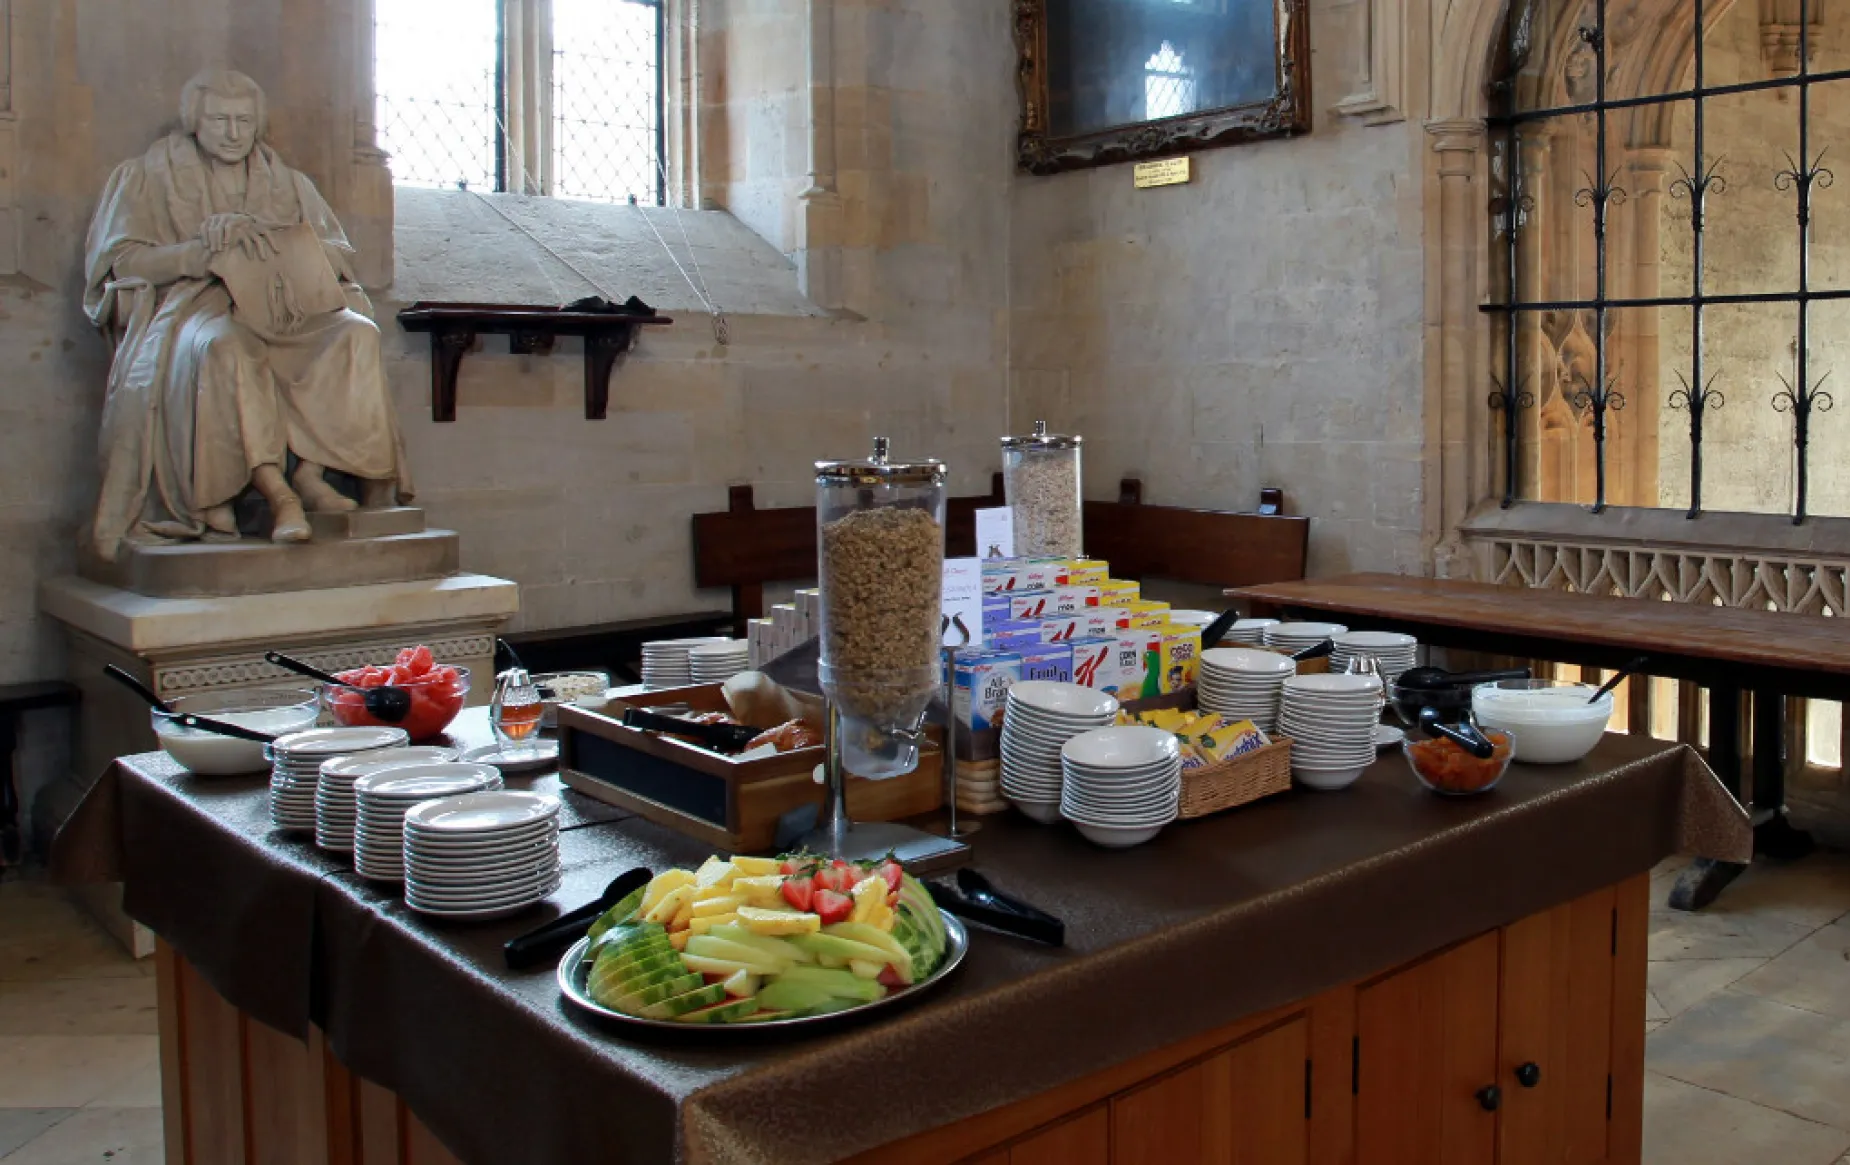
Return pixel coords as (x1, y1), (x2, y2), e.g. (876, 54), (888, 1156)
(326, 645), (469, 740)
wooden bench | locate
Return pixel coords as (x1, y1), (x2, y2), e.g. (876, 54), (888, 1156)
(693, 476), (1310, 629)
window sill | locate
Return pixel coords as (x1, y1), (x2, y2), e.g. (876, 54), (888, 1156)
(1460, 501), (1850, 560)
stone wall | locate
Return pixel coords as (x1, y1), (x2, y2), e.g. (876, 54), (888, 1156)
(1657, 0), (1850, 516)
(1006, 0), (1430, 577)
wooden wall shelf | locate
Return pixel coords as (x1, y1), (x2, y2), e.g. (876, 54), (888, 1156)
(396, 300), (673, 422)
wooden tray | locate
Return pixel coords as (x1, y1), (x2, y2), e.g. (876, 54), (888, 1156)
(557, 684), (941, 854)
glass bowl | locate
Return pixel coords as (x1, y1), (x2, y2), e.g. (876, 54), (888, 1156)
(1472, 678), (1612, 764)
(1386, 681), (1473, 727)
(534, 670), (613, 727)
(1402, 727), (1514, 796)
(151, 687), (320, 775)
(321, 665), (470, 742)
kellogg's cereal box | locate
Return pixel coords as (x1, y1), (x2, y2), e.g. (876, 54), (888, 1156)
(1018, 642), (1073, 684)
(1068, 637), (1115, 691)
(953, 650), (1022, 733)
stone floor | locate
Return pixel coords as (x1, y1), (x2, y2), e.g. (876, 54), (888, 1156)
(0, 856), (1846, 1162)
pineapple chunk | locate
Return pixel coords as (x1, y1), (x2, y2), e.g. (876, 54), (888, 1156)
(644, 884), (695, 926)
(689, 912), (741, 935)
(731, 875), (786, 904)
(721, 968), (761, 997)
(735, 905), (822, 936)
(639, 869), (695, 915)
(669, 895), (695, 932)
(848, 959), (885, 980)
(850, 876), (886, 924)
(668, 930), (691, 951)
(693, 880), (741, 904)
(693, 856), (738, 890)
(730, 856), (781, 876)
(691, 895), (745, 917)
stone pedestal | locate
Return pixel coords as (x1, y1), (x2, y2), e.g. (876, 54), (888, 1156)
(39, 510), (519, 954)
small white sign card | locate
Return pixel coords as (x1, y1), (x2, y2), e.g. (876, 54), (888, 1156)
(974, 507), (1015, 560)
(941, 556), (983, 646)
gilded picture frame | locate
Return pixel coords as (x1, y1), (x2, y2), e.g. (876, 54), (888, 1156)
(1013, 0), (1312, 175)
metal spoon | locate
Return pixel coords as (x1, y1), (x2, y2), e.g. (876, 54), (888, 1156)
(264, 651), (412, 724)
(103, 665), (278, 744)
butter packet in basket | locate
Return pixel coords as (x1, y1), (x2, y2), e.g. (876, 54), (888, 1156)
(1195, 719), (1268, 764)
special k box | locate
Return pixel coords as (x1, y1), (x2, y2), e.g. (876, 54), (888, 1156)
(1069, 637), (1115, 690)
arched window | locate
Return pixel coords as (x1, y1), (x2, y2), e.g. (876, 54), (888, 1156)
(375, 0), (665, 204)
(1144, 40), (1199, 120)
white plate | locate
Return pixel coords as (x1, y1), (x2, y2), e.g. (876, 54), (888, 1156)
(1061, 726), (1179, 769)
(271, 726), (411, 757)
(406, 866), (560, 896)
(405, 882), (560, 916)
(320, 747), (461, 781)
(459, 741), (560, 772)
(1007, 682), (1120, 720)
(404, 832), (560, 860)
(406, 855), (559, 883)
(404, 791), (560, 833)
(1375, 725), (1406, 749)
(1333, 630), (1417, 649)
(405, 841), (560, 869)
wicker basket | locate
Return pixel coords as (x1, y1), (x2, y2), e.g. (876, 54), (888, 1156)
(1177, 735), (1293, 819)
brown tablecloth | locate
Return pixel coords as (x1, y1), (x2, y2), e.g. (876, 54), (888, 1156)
(57, 721), (1747, 1165)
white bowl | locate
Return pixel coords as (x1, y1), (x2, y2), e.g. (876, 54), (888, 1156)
(1071, 821), (1167, 848)
(1472, 680), (1613, 764)
(1008, 682), (1120, 719)
(1061, 726), (1181, 769)
(1293, 765), (1367, 791)
(151, 689), (320, 775)
(1009, 797), (1063, 823)
(1201, 648), (1296, 676)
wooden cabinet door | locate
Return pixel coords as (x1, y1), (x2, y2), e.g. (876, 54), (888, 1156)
(1354, 932), (1500, 1165)
(1008, 1105), (1109, 1165)
(1112, 1015), (1311, 1165)
(1499, 877), (1647, 1165)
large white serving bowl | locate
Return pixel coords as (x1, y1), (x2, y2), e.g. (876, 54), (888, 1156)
(1008, 681), (1120, 719)
(1061, 725), (1181, 769)
(1471, 679), (1613, 764)
(151, 688), (320, 775)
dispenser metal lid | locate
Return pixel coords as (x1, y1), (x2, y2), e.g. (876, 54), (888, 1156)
(1000, 419), (1082, 450)
(815, 436), (947, 486)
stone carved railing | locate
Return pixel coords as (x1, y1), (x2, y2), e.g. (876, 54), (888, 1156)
(1482, 539), (1850, 617)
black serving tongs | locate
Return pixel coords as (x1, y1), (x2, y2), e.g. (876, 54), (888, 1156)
(504, 867), (653, 970)
(928, 869), (1065, 946)
(621, 706), (763, 753)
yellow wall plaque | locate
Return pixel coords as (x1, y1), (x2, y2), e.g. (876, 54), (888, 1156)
(1133, 157), (1192, 188)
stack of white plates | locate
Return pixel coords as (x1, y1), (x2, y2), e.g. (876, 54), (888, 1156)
(1059, 726), (1183, 848)
(1221, 618), (1279, 646)
(1330, 631), (1420, 687)
(402, 791), (563, 919)
(1197, 648), (1296, 732)
(353, 763), (503, 882)
(999, 681), (1120, 823)
(689, 640), (751, 684)
(1262, 621), (1349, 654)
(640, 637), (732, 688)
(269, 727), (410, 834)
(1278, 673), (1384, 791)
(315, 746), (460, 852)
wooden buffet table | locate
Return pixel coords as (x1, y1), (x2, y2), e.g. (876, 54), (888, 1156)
(62, 715), (1746, 1165)
(1233, 572), (1850, 909)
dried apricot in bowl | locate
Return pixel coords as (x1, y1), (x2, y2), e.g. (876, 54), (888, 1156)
(1402, 729), (1513, 796)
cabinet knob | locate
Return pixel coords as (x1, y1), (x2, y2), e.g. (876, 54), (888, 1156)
(1476, 1085), (1502, 1112)
(1515, 1062), (1541, 1088)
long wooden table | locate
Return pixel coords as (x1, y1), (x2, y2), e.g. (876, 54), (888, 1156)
(1231, 572), (1850, 908)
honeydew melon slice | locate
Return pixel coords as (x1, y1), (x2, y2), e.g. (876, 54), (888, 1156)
(774, 964), (887, 1002)
(675, 996), (762, 1024)
(610, 972), (706, 1013)
(640, 981), (729, 1019)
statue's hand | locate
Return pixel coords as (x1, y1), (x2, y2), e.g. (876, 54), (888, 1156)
(201, 212), (258, 253)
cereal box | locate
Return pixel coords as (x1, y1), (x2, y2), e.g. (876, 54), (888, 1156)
(1068, 637), (1115, 691)
(1007, 590), (1057, 620)
(1035, 614), (1086, 643)
(1109, 629), (1155, 699)
(954, 650), (1022, 733)
(1156, 625), (1202, 693)
(1092, 579), (1141, 606)
(981, 560), (1029, 593)
(1018, 642), (1073, 684)
(1061, 560), (1110, 585)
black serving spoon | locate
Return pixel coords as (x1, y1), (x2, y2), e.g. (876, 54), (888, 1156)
(1417, 705), (1496, 759)
(1588, 656), (1650, 704)
(264, 651), (412, 724)
(1290, 638), (1337, 663)
(504, 867), (653, 971)
(104, 665), (278, 745)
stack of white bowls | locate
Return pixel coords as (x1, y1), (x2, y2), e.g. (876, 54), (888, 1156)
(1330, 631), (1419, 687)
(353, 762), (503, 882)
(1196, 648), (1296, 733)
(402, 790), (562, 919)
(689, 640), (751, 684)
(1278, 673), (1384, 790)
(1262, 621), (1349, 654)
(1221, 618), (1279, 646)
(1059, 726), (1182, 848)
(269, 727), (409, 834)
(641, 637), (732, 687)
(315, 746), (459, 852)
(999, 681), (1120, 823)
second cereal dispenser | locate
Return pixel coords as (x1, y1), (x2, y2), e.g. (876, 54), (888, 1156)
(815, 437), (947, 779)
(1001, 420), (1083, 558)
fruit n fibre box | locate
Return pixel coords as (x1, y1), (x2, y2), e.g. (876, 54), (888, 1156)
(1019, 642), (1073, 683)
(953, 650), (1022, 733)
(1069, 636), (1115, 690)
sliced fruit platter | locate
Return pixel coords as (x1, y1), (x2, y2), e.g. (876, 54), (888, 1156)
(557, 853), (965, 1029)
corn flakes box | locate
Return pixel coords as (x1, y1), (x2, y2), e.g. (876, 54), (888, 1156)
(1110, 629), (1156, 699)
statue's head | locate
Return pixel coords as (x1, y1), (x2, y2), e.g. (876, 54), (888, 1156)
(180, 68), (266, 165)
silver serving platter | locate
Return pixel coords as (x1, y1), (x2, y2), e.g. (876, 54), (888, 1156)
(557, 911), (968, 1034)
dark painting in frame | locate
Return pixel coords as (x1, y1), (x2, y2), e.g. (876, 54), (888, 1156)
(1014, 0), (1311, 175)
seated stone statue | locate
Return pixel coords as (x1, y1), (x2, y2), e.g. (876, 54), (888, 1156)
(83, 67), (413, 559)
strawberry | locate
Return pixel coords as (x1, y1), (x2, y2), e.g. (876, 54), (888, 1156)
(780, 876), (815, 912)
(814, 889), (853, 925)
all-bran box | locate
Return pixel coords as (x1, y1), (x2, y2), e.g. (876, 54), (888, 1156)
(1068, 637), (1115, 691)
(954, 650), (1022, 733)
(1018, 642), (1073, 684)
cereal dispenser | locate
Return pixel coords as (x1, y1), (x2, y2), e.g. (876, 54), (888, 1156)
(814, 437), (947, 778)
(1001, 420), (1083, 558)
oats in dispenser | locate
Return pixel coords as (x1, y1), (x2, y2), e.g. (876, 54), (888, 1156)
(816, 437), (947, 778)
(1001, 421), (1083, 559)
